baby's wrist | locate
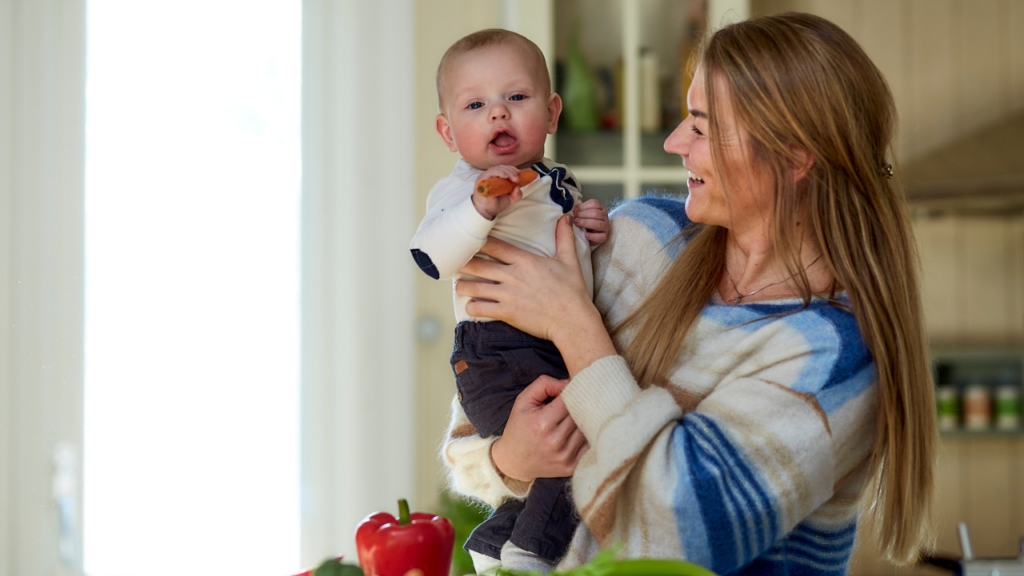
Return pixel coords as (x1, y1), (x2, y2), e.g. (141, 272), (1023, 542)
(470, 193), (497, 221)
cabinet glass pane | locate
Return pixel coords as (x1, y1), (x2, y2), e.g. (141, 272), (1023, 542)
(639, 0), (705, 167)
(553, 0), (623, 166)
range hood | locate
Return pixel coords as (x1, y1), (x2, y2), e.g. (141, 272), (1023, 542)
(902, 109), (1024, 213)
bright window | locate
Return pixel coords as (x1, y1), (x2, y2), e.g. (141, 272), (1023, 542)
(83, 2), (301, 575)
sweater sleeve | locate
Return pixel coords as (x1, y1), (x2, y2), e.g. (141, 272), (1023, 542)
(440, 393), (533, 508)
(560, 321), (877, 575)
(409, 174), (496, 280)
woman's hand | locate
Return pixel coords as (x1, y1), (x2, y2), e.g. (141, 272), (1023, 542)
(457, 214), (617, 375)
(490, 375), (588, 482)
(457, 215), (592, 343)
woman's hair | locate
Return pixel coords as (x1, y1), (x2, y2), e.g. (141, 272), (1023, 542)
(615, 12), (935, 564)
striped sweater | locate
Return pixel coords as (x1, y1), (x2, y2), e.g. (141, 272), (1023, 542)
(442, 196), (878, 575)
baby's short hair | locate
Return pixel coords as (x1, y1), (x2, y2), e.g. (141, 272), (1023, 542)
(436, 28), (550, 112)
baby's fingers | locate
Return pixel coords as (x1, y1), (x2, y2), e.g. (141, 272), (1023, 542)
(573, 216), (608, 231)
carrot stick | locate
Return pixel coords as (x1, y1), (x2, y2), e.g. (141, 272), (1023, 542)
(475, 170), (539, 198)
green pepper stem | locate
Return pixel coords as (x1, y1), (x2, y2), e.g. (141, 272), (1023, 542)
(397, 498), (411, 526)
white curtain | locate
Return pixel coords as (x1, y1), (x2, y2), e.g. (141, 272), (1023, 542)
(300, 0), (417, 564)
(0, 1), (87, 576)
(0, 1), (418, 571)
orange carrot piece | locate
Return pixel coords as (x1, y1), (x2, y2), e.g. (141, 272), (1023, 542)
(475, 170), (539, 198)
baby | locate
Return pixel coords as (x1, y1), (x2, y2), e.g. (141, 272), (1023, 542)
(409, 29), (608, 572)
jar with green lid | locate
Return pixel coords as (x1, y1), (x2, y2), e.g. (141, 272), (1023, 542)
(995, 385), (1020, 430)
(936, 385), (959, 431)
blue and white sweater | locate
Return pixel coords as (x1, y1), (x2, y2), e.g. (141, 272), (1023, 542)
(441, 196), (878, 575)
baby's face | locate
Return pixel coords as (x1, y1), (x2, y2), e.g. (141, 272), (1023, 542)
(436, 45), (560, 170)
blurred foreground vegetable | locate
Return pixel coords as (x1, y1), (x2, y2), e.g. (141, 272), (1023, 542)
(292, 556), (362, 576)
(495, 548), (718, 576)
(356, 499), (454, 576)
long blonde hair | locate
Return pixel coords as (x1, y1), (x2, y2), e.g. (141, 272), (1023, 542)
(616, 12), (935, 564)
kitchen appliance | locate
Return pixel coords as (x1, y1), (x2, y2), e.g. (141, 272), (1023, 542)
(957, 522), (1024, 576)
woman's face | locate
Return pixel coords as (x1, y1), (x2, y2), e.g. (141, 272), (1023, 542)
(664, 67), (772, 234)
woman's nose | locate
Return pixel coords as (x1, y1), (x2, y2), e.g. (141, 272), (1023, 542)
(664, 122), (690, 156)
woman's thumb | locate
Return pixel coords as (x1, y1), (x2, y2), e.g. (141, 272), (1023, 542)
(556, 214), (579, 262)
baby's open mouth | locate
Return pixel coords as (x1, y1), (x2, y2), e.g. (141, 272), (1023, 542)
(491, 131), (517, 148)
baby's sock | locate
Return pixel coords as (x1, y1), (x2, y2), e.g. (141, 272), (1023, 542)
(499, 541), (556, 573)
(469, 550), (502, 575)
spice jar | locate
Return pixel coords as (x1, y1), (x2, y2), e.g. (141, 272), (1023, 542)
(963, 384), (991, 431)
(995, 385), (1021, 430)
(936, 386), (959, 431)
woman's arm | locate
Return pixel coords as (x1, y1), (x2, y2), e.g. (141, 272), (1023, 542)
(441, 375), (589, 505)
(559, 315), (877, 573)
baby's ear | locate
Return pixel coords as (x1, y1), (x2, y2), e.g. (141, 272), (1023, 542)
(435, 113), (458, 153)
(546, 93), (563, 134)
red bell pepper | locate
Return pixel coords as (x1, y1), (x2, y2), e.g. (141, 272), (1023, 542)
(355, 499), (454, 576)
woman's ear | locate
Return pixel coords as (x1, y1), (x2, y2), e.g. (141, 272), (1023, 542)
(435, 113), (458, 152)
(546, 92), (563, 134)
(790, 145), (815, 183)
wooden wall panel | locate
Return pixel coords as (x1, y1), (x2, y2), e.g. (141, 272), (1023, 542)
(956, 0), (1009, 136)
(1012, 0), (1024, 110)
(752, 0), (1024, 163)
(933, 439), (964, 555)
(962, 438), (1018, 558)
(1007, 218), (1024, 343)
(860, 0), (909, 158)
(1013, 438), (1024, 556)
(907, 0), (955, 160)
(961, 218), (1013, 344)
(915, 217), (960, 344)
(810, 0), (859, 37)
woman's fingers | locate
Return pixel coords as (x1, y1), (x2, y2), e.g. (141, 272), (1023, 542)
(555, 214), (580, 265)
(457, 254), (508, 280)
(529, 374), (569, 400)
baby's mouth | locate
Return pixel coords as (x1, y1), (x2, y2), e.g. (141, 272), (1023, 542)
(490, 131), (518, 152)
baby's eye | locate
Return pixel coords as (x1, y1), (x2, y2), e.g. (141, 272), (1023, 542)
(509, 94), (525, 101)
(468, 102), (483, 110)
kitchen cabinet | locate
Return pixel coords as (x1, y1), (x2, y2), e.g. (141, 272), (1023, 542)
(509, 0), (722, 206)
(915, 214), (1024, 348)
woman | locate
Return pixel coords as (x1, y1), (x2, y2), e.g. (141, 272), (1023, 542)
(444, 12), (936, 574)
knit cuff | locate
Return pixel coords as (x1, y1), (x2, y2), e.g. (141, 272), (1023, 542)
(488, 438), (533, 499)
(560, 355), (642, 442)
(452, 192), (496, 240)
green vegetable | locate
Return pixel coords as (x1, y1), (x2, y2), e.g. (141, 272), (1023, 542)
(437, 490), (491, 576)
(312, 558), (364, 576)
(494, 548), (718, 576)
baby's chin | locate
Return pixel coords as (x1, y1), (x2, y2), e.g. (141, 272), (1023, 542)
(469, 150), (544, 171)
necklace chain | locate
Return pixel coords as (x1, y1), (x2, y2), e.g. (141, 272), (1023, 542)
(726, 255), (822, 304)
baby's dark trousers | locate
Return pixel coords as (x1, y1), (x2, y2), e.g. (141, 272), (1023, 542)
(451, 320), (579, 563)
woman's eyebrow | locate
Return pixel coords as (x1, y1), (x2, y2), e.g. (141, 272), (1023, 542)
(689, 109), (708, 119)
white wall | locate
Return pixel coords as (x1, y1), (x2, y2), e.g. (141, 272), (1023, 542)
(0, 2), (87, 576)
(301, 0), (418, 563)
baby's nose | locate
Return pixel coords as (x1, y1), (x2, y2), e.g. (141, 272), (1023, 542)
(490, 105), (509, 120)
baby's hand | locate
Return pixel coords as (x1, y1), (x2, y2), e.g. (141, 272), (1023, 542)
(573, 199), (609, 246)
(472, 165), (524, 220)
